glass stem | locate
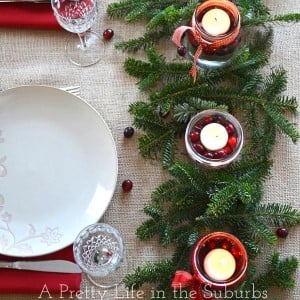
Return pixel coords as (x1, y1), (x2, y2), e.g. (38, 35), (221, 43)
(78, 32), (88, 49)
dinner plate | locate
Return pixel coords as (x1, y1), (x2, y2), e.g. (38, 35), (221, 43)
(0, 86), (118, 257)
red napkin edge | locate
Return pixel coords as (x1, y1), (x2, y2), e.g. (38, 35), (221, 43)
(0, 245), (82, 295)
(0, 3), (62, 30)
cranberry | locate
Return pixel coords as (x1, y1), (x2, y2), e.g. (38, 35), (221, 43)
(214, 149), (227, 159)
(203, 116), (213, 125)
(231, 246), (241, 259)
(276, 227), (288, 238)
(204, 152), (214, 159)
(122, 179), (133, 192)
(221, 240), (232, 250)
(190, 131), (200, 143)
(124, 126), (134, 138)
(207, 240), (217, 249)
(224, 145), (233, 155)
(193, 143), (205, 154)
(177, 46), (187, 56)
(103, 28), (114, 40)
(227, 136), (237, 148)
(194, 121), (203, 131)
(225, 123), (235, 135)
(213, 115), (225, 124)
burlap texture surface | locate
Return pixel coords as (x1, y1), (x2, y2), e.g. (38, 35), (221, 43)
(0, 0), (299, 299)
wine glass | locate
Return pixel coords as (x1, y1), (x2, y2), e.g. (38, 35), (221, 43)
(51, 0), (102, 67)
(73, 223), (128, 288)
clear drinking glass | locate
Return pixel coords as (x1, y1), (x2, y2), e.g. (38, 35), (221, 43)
(73, 223), (127, 288)
(51, 0), (101, 66)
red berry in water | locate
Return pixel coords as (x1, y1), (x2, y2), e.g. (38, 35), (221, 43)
(103, 28), (114, 40)
(224, 145), (233, 155)
(207, 240), (217, 249)
(194, 121), (203, 131)
(231, 246), (241, 259)
(225, 123), (235, 135)
(190, 131), (200, 143)
(124, 126), (134, 138)
(204, 151), (214, 159)
(203, 116), (213, 125)
(193, 143), (205, 154)
(214, 149), (227, 159)
(177, 46), (187, 56)
(227, 136), (237, 148)
(122, 179), (133, 192)
(276, 227), (288, 238)
(221, 240), (232, 250)
(213, 115), (225, 124)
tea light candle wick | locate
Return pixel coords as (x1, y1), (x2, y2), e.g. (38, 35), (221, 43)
(202, 8), (231, 36)
(203, 248), (236, 281)
(200, 123), (228, 151)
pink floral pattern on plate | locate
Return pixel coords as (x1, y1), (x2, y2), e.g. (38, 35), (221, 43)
(0, 131), (63, 255)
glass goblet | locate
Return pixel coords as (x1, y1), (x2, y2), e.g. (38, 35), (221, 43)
(51, 0), (102, 67)
(73, 223), (127, 288)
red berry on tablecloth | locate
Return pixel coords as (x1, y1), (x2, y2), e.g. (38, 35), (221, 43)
(103, 28), (114, 40)
(276, 227), (289, 238)
(122, 179), (133, 192)
(177, 46), (187, 56)
(124, 126), (134, 138)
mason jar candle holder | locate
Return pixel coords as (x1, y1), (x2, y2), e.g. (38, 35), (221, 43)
(191, 232), (248, 291)
(185, 110), (243, 168)
(172, 0), (241, 80)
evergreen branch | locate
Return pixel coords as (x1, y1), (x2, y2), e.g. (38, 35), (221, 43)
(247, 219), (277, 245)
(123, 260), (176, 290)
(263, 104), (300, 142)
(115, 30), (171, 52)
(173, 99), (228, 123)
(255, 203), (300, 227)
(243, 13), (300, 26)
(248, 252), (298, 290)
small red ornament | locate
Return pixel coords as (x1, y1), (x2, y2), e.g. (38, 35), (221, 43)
(276, 227), (288, 238)
(122, 179), (133, 192)
(103, 28), (114, 40)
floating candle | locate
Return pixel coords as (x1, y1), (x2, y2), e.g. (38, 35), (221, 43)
(201, 8), (231, 36)
(200, 123), (228, 151)
(203, 248), (236, 281)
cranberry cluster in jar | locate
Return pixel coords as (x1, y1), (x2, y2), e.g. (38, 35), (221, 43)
(191, 232), (248, 289)
(185, 110), (243, 168)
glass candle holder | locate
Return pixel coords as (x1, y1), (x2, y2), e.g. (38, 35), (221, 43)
(185, 110), (243, 168)
(191, 232), (248, 290)
(172, 0), (241, 79)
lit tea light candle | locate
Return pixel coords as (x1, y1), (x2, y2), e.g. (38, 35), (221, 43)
(200, 123), (228, 151)
(203, 248), (236, 281)
(201, 8), (231, 36)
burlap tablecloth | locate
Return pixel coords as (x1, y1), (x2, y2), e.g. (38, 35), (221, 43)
(0, 0), (299, 299)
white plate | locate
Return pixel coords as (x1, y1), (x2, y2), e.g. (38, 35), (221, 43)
(0, 86), (118, 257)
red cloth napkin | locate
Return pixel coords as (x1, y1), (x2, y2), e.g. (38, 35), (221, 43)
(0, 3), (61, 30)
(0, 245), (82, 295)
